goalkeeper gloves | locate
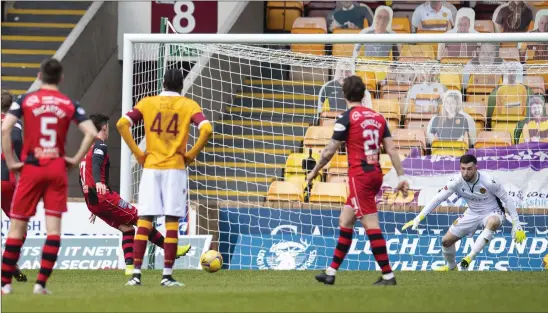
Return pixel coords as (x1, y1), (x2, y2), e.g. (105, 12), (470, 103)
(402, 214), (425, 231)
(512, 222), (526, 244)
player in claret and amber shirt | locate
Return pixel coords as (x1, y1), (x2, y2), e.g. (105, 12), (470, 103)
(79, 114), (191, 276)
(306, 75), (409, 286)
(117, 69), (212, 287)
(1, 58), (97, 295)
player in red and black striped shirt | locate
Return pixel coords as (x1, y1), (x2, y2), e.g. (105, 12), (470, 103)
(306, 76), (409, 286)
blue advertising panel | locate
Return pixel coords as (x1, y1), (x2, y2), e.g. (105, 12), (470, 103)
(220, 208), (547, 271)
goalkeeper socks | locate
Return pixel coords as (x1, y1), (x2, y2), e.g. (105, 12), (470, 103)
(469, 229), (494, 260)
(36, 235), (61, 288)
(366, 228), (394, 280)
(1, 237), (24, 286)
(148, 227), (165, 248)
(442, 244), (457, 269)
(122, 229), (136, 265)
(163, 221), (179, 272)
(134, 219), (153, 271)
(329, 226), (353, 271)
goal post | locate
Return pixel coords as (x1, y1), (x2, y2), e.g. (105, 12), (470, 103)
(121, 32), (548, 271)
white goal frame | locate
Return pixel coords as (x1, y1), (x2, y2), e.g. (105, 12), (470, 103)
(120, 32), (548, 201)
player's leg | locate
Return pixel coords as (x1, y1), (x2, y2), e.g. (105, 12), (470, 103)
(1, 180), (27, 283)
(1, 218), (28, 294)
(461, 211), (503, 269)
(315, 205), (356, 285)
(361, 213), (396, 285)
(439, 213), (483, 271)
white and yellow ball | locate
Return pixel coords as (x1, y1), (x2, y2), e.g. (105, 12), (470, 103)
(200, 250), (223, 273)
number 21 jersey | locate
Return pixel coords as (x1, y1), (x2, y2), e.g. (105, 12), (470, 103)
(332, 106), (391, 175)
(124, 91), (207, 170)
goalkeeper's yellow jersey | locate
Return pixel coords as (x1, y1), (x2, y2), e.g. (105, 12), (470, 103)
(125, 91), (204, 170)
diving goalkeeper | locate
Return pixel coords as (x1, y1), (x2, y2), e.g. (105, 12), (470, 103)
(402, 154), (526, 271)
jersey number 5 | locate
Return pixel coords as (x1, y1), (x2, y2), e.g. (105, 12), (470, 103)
(150, 113), (179, 136)
(40, 117), (57, 148)
(363, 129), (379, 156)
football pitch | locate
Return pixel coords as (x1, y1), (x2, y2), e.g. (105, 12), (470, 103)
(2, 270), (547, 312)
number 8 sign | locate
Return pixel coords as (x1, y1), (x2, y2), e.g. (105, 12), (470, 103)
(151, 1), (218, 34)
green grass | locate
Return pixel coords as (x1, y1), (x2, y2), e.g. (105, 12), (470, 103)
(3, 270), (547, 312)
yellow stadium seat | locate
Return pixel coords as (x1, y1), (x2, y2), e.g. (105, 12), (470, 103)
(431, 139), (468, 156)
(463, 102), (487, 133)
(267, 181), (304, 202)
(493, 84), (528, 119)
(399, 44), (436, 62)
(371, 99), (401, 130)
(379, 154), (393, 175)
(417, 19), (450, 33)
(291, 17), (327, 55)
(466, 74), (502, 95)
(465, 94), (489, 106)
(319, 110), (342, 126)
(392, 17), (410, 34)
(500, 48), (520, 62)
(327, 153), (348, 177)
(327, 175), (349, 184)
(391, 128), (426, 157)
(491, 121), (520, 144)
(475, 20), (494, 33)
(524, 76), (546, 94)
(266, 1), (303, 32)
(303, 126), (333, 155)
(354, 70), (377, 92)
(332, 29), (362, 57)
(475, 131), (512, 149)
(440, 71), (462, 91)
(309, 182), (348, 203)
(285, 152), (321, 180)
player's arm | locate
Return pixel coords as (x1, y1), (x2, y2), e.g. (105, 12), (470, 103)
(67, 104), (97, 167)
(116, 102), (146, 164)
(402, 180), (456, 231)
(2, 97), (24, 171)
(305, 112), (347, 185)
(183, 104), (212, 163)
(92, 142), (108, 194)
(11, 120), (23, 161)
(489, 178), (526, 243)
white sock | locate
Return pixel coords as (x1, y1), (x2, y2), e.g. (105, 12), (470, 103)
(326, 267), (337, 276)
(132, 268), (141, 275)
(163, 268), (173, 276)
(442, 244), (457, 269)
(469, 229), (494, 260)
(382, 272), (394, 280)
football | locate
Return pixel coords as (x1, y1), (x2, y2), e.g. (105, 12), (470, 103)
(201, 250), (223, 273)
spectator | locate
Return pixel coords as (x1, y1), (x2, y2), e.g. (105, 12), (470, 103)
(515, 96), (548, 143)
(405, 67), (448, 114)
(438, 8), (479, 59)
(411, 1), (453, 33)
(317, 60), (355, 112)
(526, 11), (548, 60)
(428, 90), (475, 145)
(462, 43), (505, 90)
(493, 1), (533, 33)
(329, 1), (373, 33)
(353, 6), (399, 58)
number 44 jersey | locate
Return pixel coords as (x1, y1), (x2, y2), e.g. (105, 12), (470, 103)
(123, 91), (208, 170)
(332, 106), (391, 175)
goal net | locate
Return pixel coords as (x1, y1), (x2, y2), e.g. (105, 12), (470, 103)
(122, 32), (548, 272)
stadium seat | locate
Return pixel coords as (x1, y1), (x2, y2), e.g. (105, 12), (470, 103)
(291, 17), (327, 55)
(392, 17), (411, 34)
(391, 128), (426, 156)
(319, 110), (342, 126)
(354, 70), (377, 93)
(332, 29), (362, 57)
(431, 139), (468, 156)
(417, 20), (451, 33)
(524, 75), (546, 94)
(327, 153), (348, 179)
(267, 181), (304, 202)
(466, 74), (502, 95)
(491, 121), (520, 144)
(326, 175), (349, 184)
(404, 93), (440, 130)
(465, 94), (489, 106)
(379, 154), (393, 175)
(309, 182), (348, 203)
(440, 71), (463, 91)
(285, 152), (321, 183)
(526, 67), (548, 91)
(492, 84), (528, 119)
(371, 99), (401, 131)
(303, 126), (334, 155)
(474, 20), (495, 33)
(399, 44), (436, 62)
(463, 101), (487, 133)
(500, 47), (520, 62)
(266, 1), (304, 32)
(474, 131), (512, 148)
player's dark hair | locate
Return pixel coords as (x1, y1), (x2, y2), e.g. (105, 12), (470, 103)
(342, 75), (366, 102)
(40, 58), (63, 85)
(1, 90), (13, 113)
(163, 68), (184, 93)
(460, 154), (477, 165)
(90, 113), (110, 132)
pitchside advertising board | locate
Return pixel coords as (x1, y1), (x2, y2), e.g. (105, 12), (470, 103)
(1, 202), (211, 270)
(220, 208), (548, 271)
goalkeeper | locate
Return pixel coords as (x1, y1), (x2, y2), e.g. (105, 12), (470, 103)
(402, 154), (526, 271)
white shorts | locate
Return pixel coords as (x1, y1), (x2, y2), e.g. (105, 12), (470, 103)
(449, 210), (505, 238)
(138, 168), (188, 217)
